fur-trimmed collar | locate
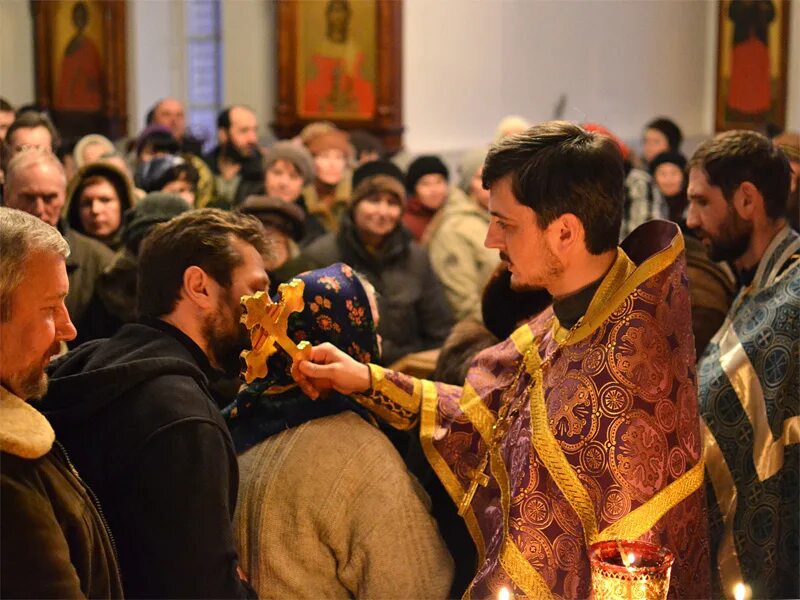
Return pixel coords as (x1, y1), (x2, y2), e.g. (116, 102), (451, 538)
(0, 386), (55, 459)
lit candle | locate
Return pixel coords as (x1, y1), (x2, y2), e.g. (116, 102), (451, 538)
(498, 586), (512, 600)
(733, 581), (750, 600)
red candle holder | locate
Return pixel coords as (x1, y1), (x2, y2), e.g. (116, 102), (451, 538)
(589, 540), (675, 600)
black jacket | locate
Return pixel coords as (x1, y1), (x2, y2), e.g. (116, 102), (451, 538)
(301, 213), (454, 365)
(40, 320), (254, 599)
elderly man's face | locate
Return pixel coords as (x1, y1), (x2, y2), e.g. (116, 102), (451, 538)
(5, 163), (67, 227)
(0, 251), (76, 399)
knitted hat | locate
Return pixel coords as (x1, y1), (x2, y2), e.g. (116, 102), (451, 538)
(645, 117), (683, 152)
(263, 141), (315, 184)
(648, 151), (687, 176)
(350, 160), (406, 207)
(121, 192), (191, 253)
(306, 129), (352, 158)
(406, 155), (449, 194)
(238, 194), (306, 242)
(458, 147), (489, 193)
(582, 123), (630, 162)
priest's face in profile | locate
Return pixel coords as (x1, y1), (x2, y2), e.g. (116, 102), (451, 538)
(485, 176), (564, 293)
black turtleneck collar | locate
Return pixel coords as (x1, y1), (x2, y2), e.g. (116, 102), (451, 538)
(552, 274), (605, 330)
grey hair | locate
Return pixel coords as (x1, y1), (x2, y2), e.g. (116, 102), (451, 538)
(4, 147), (66, 197)
(0, 207), (69, 322)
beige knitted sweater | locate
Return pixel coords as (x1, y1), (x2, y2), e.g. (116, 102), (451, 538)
(234, 411), (454, 599)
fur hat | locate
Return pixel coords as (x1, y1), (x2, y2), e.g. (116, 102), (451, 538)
(238, 194), (306, 242)
(263, 141), (315, 184)
(306, 129), (352, 158)
(350, 160), (406, 208)
(406, 155), (449, 194)
(122, 192), (191, 253)
(645, 117), (683, 152)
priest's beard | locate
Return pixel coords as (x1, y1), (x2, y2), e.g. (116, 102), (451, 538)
(706, 206), (753, 263)
(203, 295), (250, 378)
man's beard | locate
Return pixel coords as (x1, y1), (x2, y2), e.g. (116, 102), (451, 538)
(13, 365), (49, 400)
(509, 240), (564, 292)
(704, 207), (753, 263)
(221, 140), (256, 165)
(203, 299), (250, 378)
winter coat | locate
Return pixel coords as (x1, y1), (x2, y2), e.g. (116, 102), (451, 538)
(40, 320), (254, 599)
(0, 386), (123, 599)
(300, 213), (454, 365)
(427, 190), (499, 322)
(235, 411), (454, 599)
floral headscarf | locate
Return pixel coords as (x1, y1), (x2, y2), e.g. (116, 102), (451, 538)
(224, 262), (380, 454)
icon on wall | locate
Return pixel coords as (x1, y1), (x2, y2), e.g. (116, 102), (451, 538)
(273, 0), (403, 152)
(715, 0), (792, 132)
(32, 0), (128, 140)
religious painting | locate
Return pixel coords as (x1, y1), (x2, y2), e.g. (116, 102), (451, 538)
(297, 0), (377, 120)
(274, 0), (403, 152)
(715, 0), (791, 132)
(32, 0), (128, 139)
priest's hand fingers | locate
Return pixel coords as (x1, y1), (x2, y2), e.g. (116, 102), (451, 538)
(297, 342), (371, 395)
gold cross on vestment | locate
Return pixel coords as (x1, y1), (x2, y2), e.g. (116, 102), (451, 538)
(459, 452), (490, 516)
(239, 280), (312, 384)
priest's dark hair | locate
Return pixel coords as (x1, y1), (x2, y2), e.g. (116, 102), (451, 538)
(482, 120), (624, 254)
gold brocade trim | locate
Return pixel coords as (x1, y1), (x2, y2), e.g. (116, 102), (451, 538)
(595, 457), (705, 542)
(510, 322), (535, 355)
(459, 383), (496, 446)
(420, 380), (487, 566)
(498, 535), (553, 599)
(718, 325), (800, 481)
(354, 364), (422, 430)
(491, 420), (553, 599)
(701, 419), (745, 599)
(526, 345), (600, 547)
(556, 232), (684, 345)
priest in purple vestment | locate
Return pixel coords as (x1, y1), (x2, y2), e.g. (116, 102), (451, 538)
(294, 121), (711, 599)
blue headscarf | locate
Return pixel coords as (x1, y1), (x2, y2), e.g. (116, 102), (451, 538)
(224, 263), (380, 454)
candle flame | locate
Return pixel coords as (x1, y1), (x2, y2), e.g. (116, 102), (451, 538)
(733, 582), (749, 600)
(498, 586), (511, 600)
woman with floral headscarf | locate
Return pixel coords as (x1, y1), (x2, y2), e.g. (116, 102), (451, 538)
(224, 263), (453, 599)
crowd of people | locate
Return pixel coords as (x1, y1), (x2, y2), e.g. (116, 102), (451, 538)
(0, 92), (798, 599)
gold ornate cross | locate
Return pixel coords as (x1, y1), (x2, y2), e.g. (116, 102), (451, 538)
(459, 452), (490, 516)
(239, 279), (312, 384)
